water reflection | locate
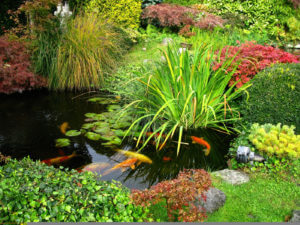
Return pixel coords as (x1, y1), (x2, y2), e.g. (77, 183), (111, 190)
(0, 91), (233, 190)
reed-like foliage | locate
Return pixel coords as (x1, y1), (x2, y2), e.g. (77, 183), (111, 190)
(50, 13), (125, 90)
(124, 44), (251, 154)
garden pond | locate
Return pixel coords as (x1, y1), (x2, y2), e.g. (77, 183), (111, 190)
(0, 91), (233, 190)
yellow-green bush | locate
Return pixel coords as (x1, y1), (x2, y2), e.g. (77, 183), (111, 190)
(249, 123), (300, 159)
(85, 0), (142, 29)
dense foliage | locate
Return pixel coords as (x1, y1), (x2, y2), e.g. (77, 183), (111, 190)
(0, 0), (25, 35)
(51, 14), (125, 90)
(0, 37), (47, 94)
(85, 0), (142, 29)
(204, 0), (297, 41)
(142, 3), (224, 32)
(214, 41), (299, 88)
(249, 123), (300, 159)
(131, 169), (212, 222)
(123, 44), (250, 154)
(0, 157), (150, 222)
(239, 63), (300, 132)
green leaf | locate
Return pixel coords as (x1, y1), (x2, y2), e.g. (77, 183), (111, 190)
(55, 138), (71, 147)
(65, 130), (81, 137)
(85, 132), (101, 141)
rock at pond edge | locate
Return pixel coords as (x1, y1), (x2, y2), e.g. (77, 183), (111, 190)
(194, 188), (226, 214)
(212, 169), (250, 185)
(290, 210), (300, 223)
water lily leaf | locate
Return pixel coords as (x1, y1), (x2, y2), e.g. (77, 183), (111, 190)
(85, 132), (101, 141)
(94, 114), (106, 121)
(87, 97), (106, 102)
(113, 122), (131, 129)
(55, 138), (71, 147)
(107, 105), (121, 112)
(65, 130), (81, 137)
(82, 123), (95, 129)
(94, 127), (110, 134)
(94, 122), (109, 127)
(85, 113), (97, 118)
(101, 142), (115, 147)
(99, 135), (114, 141)
(113, 129), (126, 137)
(111, 137), (122, 145)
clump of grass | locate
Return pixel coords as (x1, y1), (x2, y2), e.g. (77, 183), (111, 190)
(50, 13), (126, 91)
(124, 44), (250, 154)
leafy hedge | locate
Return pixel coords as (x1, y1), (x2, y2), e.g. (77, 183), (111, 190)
(0, 158), (150, 223)
(239, 63), (300, 133)
(84, 0), (142, 29)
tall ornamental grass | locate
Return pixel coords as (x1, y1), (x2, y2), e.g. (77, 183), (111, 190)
(124, 44), (250, 154)
(50, 13), (125, 90)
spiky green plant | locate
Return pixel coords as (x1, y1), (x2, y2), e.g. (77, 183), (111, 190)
(124, 44), (251, 155)
(50, 13), (125, 90)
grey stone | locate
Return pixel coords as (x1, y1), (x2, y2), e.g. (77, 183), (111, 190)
(290, 210), (300, 223)
(286, 44), (300, 49)
(212, 169), (250, 185)
(195, 188), (226, 214)
(162, 38), (173, 46)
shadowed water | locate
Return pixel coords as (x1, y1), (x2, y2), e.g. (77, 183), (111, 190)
(0, 91), (233, 190)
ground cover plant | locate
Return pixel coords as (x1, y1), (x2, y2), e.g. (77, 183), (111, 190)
(131, 169), (212, 222)
(0, 37), (47, 94)
(0, 157), (151, 222)
(239, 63), (300, 132)
(122, 44), (250, 154)
(51, 13), (125, 90)
(214, 41), (299, 88)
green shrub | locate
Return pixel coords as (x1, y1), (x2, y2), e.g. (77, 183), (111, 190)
(239, 63), (300, 133)
(50, 13), (126, 90)
(249, 123), (300, 159)
(203, 0), (296, 41)
(0, 157), (151, 222)
(164, 0), (202, 6)
(85, 0), (142, 29)
(123, 44), (250, 154)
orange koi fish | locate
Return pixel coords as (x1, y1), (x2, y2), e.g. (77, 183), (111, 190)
(111, 158), (138, 171)
(60, 122), (69, 134)
(163, 156), (171, 162)
(81, 162), (110, 173)
(42, 152), (77, 166)
(190, 136), (211, 156)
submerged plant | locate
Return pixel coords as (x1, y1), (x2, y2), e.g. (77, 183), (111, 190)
(124, 44), (250, 154)
(50, 13), (125, 90)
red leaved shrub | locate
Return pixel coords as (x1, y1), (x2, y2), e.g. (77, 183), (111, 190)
(214, 41), (299, 88)
(0, 37), (47, 94)
(142, 3), (224, 32)
(289, 0), (300, 8)
(131, 169), (212, 222)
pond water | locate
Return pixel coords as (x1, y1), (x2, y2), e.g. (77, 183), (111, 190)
(0, 91), (233, 190)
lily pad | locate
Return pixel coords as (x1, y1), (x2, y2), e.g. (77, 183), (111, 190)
(94, 114), (107, 121)
(55, 138), (71, 147)
(94, 127), (110, 134)
(113, 122), (131, 129)
(85, 113), (97, 118)
(65, 130), (81, 137)
(113, 129), (126, 137)
(85, 132), (101, 141)
(111, 137), (122, 145)
(82, 123), (95, 130)
(93, 122), (109, 127)
(99, 135), (114, 141)
(107, 105), (121, 112)
(88, 97), (106, 103)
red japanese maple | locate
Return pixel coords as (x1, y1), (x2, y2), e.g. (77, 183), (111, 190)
(214, 41), (299, 88)
(0, 37), (47, 94)
(131, 169), (212, 222)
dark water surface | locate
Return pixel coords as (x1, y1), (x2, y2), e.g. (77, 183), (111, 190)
(0, 91), (232, 189)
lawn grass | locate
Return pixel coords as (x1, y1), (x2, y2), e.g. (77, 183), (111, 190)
(206, 173), (300, 222)
(147, 172), (300, 222)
